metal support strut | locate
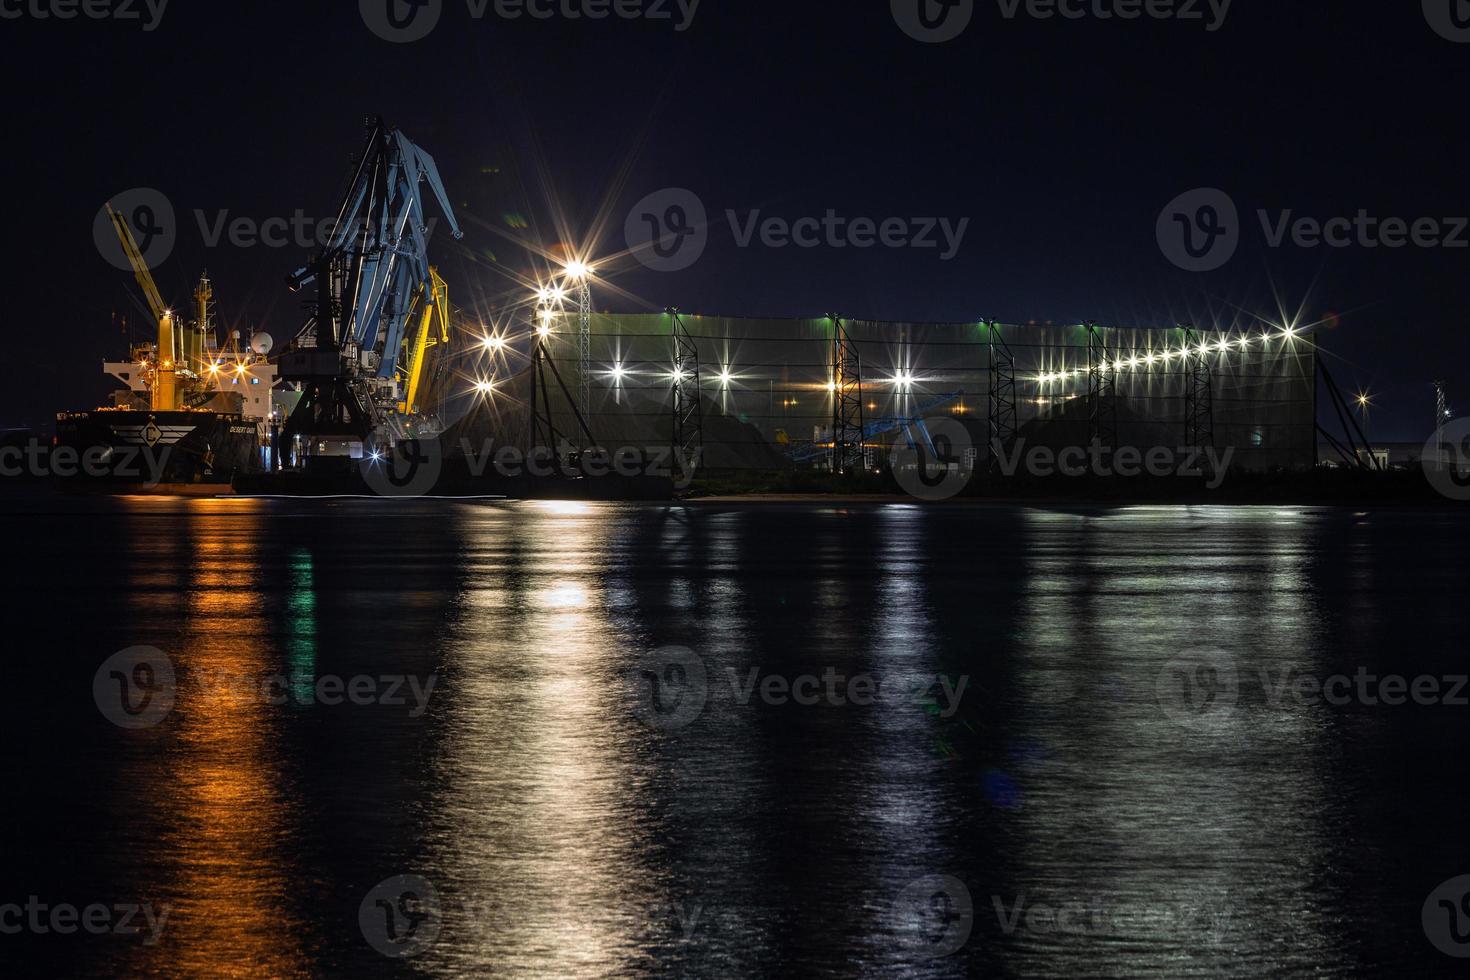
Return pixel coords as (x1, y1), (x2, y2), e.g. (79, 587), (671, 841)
(986, 320), (1017, 469)
(1317, 359), (1382, 471)
(1182, 324), (1215, 453)
(526, 339), (598, 459)
(575, 277), (592, 449)
(671, 310), (703, 481)
(1087, 322), (1118, 450)
(831, 316), (865, 475)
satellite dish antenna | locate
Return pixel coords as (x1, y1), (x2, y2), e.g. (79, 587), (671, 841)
(249, 332), (273, 355)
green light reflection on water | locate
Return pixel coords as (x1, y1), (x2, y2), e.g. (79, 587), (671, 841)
(287, 548), (316, 705)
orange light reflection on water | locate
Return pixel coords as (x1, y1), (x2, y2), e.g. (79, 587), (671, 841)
(126, 501), (312, 978)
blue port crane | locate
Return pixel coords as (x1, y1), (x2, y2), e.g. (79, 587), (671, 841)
(278, 118), (462, 457)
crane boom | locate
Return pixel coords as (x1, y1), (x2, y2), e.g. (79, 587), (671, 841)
(107, 204), (168, 322)
(284, 120), (463, 379)
(107, 203), (179, 411)
(399, 267), (450, 415)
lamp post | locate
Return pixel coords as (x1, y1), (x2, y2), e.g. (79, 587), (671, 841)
(563, 261), (594, 448)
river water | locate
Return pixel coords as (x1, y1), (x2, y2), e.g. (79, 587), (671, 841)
(5, 498), (1469, 977)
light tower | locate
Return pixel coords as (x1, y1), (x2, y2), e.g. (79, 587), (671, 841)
(1435, 380), (1452, 455)
(564, 260), (593, 447)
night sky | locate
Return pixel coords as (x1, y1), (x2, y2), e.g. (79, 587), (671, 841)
(5, 1), (1466, 441)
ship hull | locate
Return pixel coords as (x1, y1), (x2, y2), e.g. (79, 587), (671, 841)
(53, 410), (264, 486)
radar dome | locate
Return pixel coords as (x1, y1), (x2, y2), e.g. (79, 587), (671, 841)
(249, 332), (273, 355)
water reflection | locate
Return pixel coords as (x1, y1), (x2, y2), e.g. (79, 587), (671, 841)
(121, 501), (311, 978)
(25, 499), (1458, 977)
(855, 505), (970, 975)
(286, 550), (317, 704)
(1003, 507), (1350, 976)
(420, 503), (660, 977)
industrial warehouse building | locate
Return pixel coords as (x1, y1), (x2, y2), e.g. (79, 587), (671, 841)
(441, 314), (1318, 473)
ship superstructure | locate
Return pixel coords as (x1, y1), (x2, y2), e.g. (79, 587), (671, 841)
(100, 272), (281, 425)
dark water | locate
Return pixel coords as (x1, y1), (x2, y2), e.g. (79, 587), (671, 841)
(4, 498), (1470, 977)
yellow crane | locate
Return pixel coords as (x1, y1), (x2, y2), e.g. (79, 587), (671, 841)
(398, 266), (451, 417)
(107, 203), (179, 412)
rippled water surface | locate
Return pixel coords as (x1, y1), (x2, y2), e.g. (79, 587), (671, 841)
(5, 498), (1469, 977)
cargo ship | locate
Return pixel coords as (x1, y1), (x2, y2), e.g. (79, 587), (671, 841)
(55, 203), (290, 487)
(54, 270), (288, 486)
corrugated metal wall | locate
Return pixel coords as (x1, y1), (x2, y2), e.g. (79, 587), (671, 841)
(444, 314), (1316, 471)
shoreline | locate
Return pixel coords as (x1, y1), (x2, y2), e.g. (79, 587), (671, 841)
(680, 493), (1463, 507)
